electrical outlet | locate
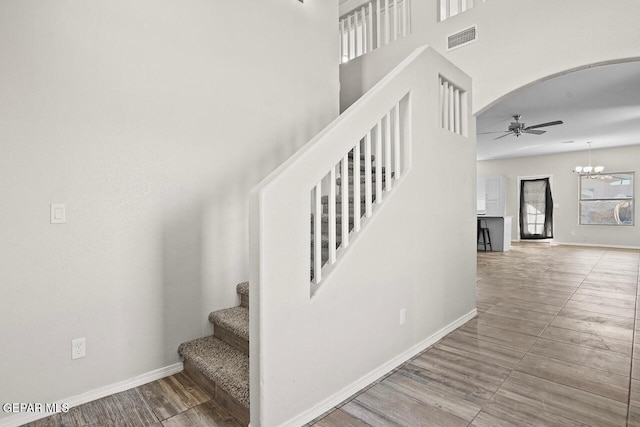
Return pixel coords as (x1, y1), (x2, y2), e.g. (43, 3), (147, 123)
(399, 308), (406, 326)
(72, 338), (86, 360)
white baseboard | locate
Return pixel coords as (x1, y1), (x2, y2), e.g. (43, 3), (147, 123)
(551, 241), (640, 250)
(0, 362), (183, 427)
(512, 239), (640, 250)
(281, 308), (478, 427)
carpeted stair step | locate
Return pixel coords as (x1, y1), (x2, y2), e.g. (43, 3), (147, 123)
(210, 306), (249, 356)
(348, 163), (383, 173)
(311, 231), (343, 249)
(178, 336), (249, 425)
(321, 194), (378, 205)
(236, 281), (249, 309)
(310, 213), (355, 228)
(347, 152), (375, 161)
(311, 234), (344, 249)
(336, 175), (385, 185)
(321, 202), (366, 215)
(337, 183), (383, 196)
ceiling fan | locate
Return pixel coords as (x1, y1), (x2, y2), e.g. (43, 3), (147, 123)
(480, 115), (564, 140)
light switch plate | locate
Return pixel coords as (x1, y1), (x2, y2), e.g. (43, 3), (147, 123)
(51, 204), (66, 224)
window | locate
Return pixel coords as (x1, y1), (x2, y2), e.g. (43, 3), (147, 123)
(579, 172), (634, 225)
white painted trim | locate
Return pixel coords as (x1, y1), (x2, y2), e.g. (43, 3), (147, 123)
(280, 308), (477, 427)
(0, 362), (183, 427)
(511, 240), (640, 250)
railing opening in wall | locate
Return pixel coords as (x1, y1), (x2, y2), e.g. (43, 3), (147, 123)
(310, 95), (409, 285)
(439, 75), (468, 136)
(439, 0), (486, 21)
(340, 0), (411, 64)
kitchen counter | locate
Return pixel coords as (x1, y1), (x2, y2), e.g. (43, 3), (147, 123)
(477, 215), (512, 251)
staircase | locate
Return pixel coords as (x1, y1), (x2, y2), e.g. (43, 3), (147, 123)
(245, 45), (471, 426)
(177, 282), (250, 426)
(176, 156), (384, 426)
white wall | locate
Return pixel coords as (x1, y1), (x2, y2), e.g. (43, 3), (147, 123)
(0, 0), (338, 417)
(477, 145), (640, 248)
(251, 47), (477, 426)
(340, 0), (640, 114)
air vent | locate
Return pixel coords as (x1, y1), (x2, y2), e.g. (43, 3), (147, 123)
(447, 25), (477, 51)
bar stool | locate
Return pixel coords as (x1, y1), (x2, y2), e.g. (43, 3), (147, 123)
(477, 219), (492, 252)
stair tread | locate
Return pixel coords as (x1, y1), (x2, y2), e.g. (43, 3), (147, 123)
(336, 176), (384, 185)
(178, 336), (249, 407)
(311, 213), (355, 222)
(209, 306), (249, 341)
(348, 152), (375, 160)
(236, 281), (249, 297)
(321, 195), (377, 204)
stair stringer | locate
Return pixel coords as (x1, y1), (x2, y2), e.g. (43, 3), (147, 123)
(249, 45), (477, 427)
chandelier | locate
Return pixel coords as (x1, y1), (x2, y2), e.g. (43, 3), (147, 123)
(574, 141), (604, 175)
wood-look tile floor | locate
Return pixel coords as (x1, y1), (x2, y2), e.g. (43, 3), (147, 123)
(26, 244), (640, 426)
(24, 371), (243, 427)
(311, 243), (640, 427)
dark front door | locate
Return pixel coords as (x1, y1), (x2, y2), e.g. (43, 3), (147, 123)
(520, 178), (554, 239)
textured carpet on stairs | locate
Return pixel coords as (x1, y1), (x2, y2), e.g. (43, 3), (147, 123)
(178, 336), (250, 407)
(209, 306), (249, 341)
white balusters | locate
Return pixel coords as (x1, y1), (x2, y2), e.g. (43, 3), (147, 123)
(402, 0), (407, 37)
(341, 155), (350, 248)
(361, 7), (367, 54)
(367, 3), (374, 51)
(313, 183), (322, 282)
(384, 0), (390, 44)
(375, 120), (383, 204)
(394, 103), (401, 179)
(454, 88), (461, 135)
(439, 77), (444, 128)
(384, 113), (392, 191)
(442, 79), (449, 130)
(450, 86), (454, 132)
(364, 130), (373, 217)
(329, 166), (337, 264)
(347, 14), (354, 61)
(354, 10), (361, 57)
(340, 19), (347, 63)
(393, 0), (398, 42)
(311, 97), (409, 284)
(339, 0), (411, 64)
(439, 0), (485, 21)
(376, 0), (382, 49)
(439, 76), (467, 137)
(354, 140), (361, 232)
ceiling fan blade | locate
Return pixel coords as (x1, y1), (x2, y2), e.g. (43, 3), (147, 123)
(493, 132), (513, 140)
(525, 120), (563, 130)
(524, 129), (546, 135)
(478, 131), (509, 135)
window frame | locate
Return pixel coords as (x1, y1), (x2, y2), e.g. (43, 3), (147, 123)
(578, 171), (635, 226)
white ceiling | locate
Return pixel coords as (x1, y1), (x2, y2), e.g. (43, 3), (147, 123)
(476, 61), (640, 161)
